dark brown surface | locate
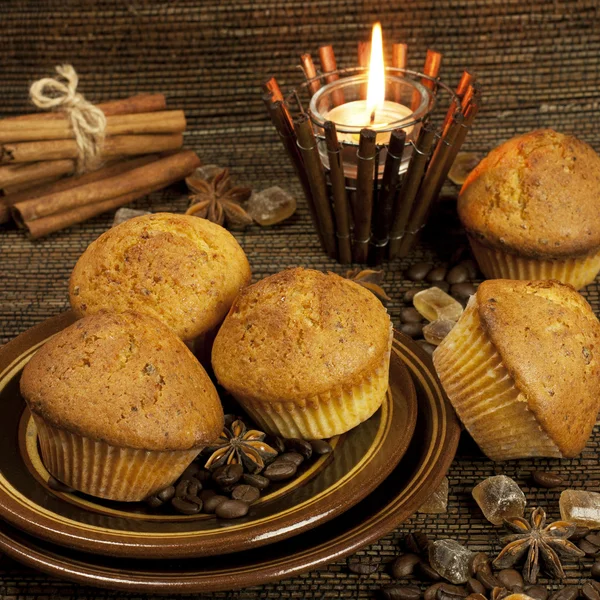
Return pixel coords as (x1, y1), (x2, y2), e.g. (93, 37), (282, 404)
(1, 0), (600, 597)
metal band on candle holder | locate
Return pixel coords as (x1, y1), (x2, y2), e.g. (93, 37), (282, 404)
(354, 236), (371, 244)
(336, 233), (351, 239)
(371, 237), (389, 248)
(356, 151), (376, 160)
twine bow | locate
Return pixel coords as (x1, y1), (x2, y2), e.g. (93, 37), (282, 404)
(29, 64), (106, 173)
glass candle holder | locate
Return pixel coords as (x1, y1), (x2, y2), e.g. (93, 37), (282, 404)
(308, 72), (433, 179)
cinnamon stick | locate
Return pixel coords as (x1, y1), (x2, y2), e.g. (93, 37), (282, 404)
(6, 93), (167, 121)
(388, 124), (437, 259)
(13, 150), (199, 224)
(392, 43), (408, 103)
(318, 45), (344, 107)
(352, 128), (377, 263)
(324, 121), (352, 264)
(294, 113), (337, 259)
(442, 70), (474, 134)
(262, 76), (284, 103)
(0, 111), (187, 142)
(0, 159), (74, 188)
(412, 49), (443, 111)
(0, 133), (183, 164)
(3, 175), (63, 195)
(300, 54), (321, 97)
(369, 129), (406, 265)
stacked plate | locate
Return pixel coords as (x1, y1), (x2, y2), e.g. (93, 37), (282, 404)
(0, 311), (460, 593)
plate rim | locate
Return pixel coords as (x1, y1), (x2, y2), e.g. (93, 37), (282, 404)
(0, 327), (461, 593)
(0, 311), (418, 558)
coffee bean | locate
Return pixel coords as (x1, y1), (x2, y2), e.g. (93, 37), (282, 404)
(199, 489), (216, 502)
(175, 478), (201, 498)
(418, 561), (442, 581)
(433, 281), (450, 293)
(404, 289), (420, 304)
(524, 585), (549, 600)
(181, 462), (203, 480)
(400, 322), (424, 338)
(146, 494), (163, 508)
(591, 582), (600, 594)
(310, 439), (333, 455)
(587, 533), (600, 547)
(266, 435), (286, 454)
(579, 539), (600, 556)
(212, 463), (243, 487)
(497, 569), (523, 592)
(278, 451), (304, 467)
(284, 438), (313, 459)
(458, 259), (478, 279)
(347, 557), (379, 575)
(231, 484), (260, 504)
(450, 283), (477, 300)
(592, 561), (600, 580)
(381, 584), (422, 600)
(202, 494), (228, 514)
(490, 587), (509, 600)
(436, 583), (468, 600)
(426, 267), (448, 283)
(407, 262), (433, 282)
(156, 485), (175, 503)
(572, 526), (592, 541)
(469, 553), (491, 577)
(193, 469), (212, 485)
(264, 460), (297, 481)
(425, 584), (444, 600)
(466, 595), (487, 600)
(243, 473), (270, 490)
(404, 532), (429, 556)
(549, 587), (580, 600)
(401, 307), (424, 323)
(467, 579), (486, 596)
(215, 499), (249, 519)
(476, 571), (501, 591)
(48, 475), (75, 493)
(531, 470), (565, 489)
(416, 340), (436, 356)
(582, 583), (600, 600)
(446, 265), (469, 284)
(171, 496), (202, 515)
(391, 553), (420, 578)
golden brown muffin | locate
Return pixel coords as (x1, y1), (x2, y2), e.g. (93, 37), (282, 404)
(211, 268), (392, 439)
(433, 279), (600, 460)
(69, 213), (251, 341)
(458, 130), (600, 289)
(20, 311), (223, 501)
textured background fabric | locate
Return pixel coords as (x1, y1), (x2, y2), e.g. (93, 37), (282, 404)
(1, 0), (600, 597)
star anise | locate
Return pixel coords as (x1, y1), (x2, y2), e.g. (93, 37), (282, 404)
(185, 168), (253, 229)
(345, 268), (391, 306)
(493, 507), (584, 584)
(204, 419), (278, 474)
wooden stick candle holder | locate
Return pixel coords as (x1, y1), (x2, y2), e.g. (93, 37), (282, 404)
(263, 27), (481, 264)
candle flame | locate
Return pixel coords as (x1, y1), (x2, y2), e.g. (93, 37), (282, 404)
(366, 22), (385, 123)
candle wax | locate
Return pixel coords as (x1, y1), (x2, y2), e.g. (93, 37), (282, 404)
(326, 100), (414, 144)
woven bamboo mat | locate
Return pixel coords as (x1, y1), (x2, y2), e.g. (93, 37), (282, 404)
(1, 0), (600, 598)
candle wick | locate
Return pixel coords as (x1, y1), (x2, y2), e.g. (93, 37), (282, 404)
(370, 110), (376, 125)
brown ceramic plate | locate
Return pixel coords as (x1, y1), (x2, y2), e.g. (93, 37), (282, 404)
(0, 328), (460, 593)
(0, 311), (417, 559)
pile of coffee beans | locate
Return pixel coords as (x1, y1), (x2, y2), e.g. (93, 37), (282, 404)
(400, 259), (479, 355)
(145, 434), (332, 519)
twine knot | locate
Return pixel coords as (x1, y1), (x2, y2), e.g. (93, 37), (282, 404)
(29, 64), (106, 173)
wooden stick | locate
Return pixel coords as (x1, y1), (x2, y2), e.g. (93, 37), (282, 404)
(398, 114), (464, 257)
(13, 150), (199, 224)
(352, 129), (377, 263)
(358, 41), (371, 100)
(300, 54), (321, 97)
(262, 76), (284, 103)
(412, 49), (443, 111)
(0, 133), (183, 164)
(369, 129), (406, 265)
(318, 45), (344, 107)
(441, 71), (474, 135)
(324, 121), (352, 265)
(0, 111), (187, 142)
(6, 94), (167, 121)
(388, 124), (437, 259)
(294, 113), (337, 259)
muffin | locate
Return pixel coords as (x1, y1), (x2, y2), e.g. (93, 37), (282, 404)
(20, 311), (223, 501)
(212, 268), (392, 439)
(458, 130), (600, 289)
(69, 213), (251, 341)
(433, 279), (600, 461)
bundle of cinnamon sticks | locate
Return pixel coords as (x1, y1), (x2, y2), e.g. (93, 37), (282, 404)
(0, 93), (200, 238)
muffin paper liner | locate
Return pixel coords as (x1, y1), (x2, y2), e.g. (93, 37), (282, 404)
(34, 417), (199, 501)
(233, 332), (392, 439)
(468, 237), (600, 290)
(433, 296), (562, 461)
